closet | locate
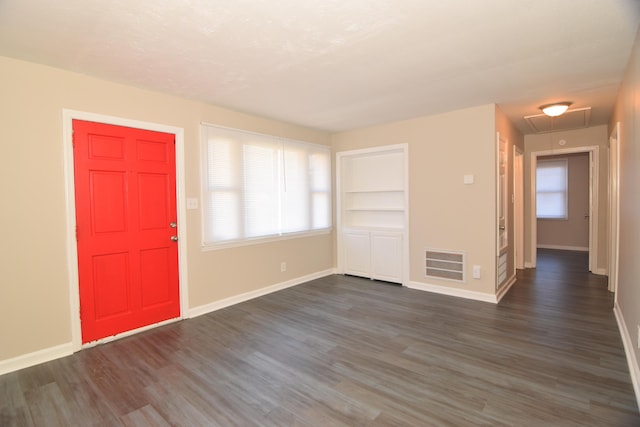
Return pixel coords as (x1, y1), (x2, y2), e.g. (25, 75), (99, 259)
(337, 145), (408, 284)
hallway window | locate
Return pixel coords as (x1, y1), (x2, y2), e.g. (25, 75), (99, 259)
(536, 159), (568, 219)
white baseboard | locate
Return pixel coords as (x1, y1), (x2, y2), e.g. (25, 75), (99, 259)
(0, 269), (337, 377)
(188, 268), (336, 318)
(0, 343), (73, 376)
(496, 274), (517, 303)
(537, 244), (589, 252)
(524, 262), (535, 269)
(406, 281), (497, 304)
(613, 302), (640, 410)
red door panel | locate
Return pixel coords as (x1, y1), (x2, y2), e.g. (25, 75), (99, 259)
(73, 119), (179, 343)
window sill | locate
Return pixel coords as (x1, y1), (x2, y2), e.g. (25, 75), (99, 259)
(201, 228), (332, 251)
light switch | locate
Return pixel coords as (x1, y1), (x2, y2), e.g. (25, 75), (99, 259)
(464, 174), (474, 185)
(186, 198), (198, 210)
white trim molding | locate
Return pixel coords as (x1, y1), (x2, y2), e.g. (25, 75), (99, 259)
(189, 269), (336, 318)
(496, 274), (517, 303)
(0, 343), (73, 376)
(0, 269), (337, 376)
(529, 146), (600, 272)
(537, 244), (589, 252)
(406, 281), (498, 304)
(613, 303), (640, 409)
(62, 109), (188, 352)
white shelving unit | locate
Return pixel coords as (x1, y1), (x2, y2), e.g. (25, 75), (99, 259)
(337, 145), (408, 284)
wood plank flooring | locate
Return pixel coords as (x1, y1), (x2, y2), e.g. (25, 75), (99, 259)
(1, 249), (638, 426)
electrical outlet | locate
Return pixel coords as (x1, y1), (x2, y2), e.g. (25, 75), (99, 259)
(280, 262), (287, 272)
(472, 265), (481, 279)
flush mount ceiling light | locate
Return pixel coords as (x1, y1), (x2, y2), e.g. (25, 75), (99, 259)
(540, 102), (572, 117)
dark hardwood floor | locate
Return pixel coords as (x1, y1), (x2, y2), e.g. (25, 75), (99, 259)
(1, 249), (638, 426)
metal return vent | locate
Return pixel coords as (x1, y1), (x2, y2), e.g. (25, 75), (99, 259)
(425, 249), (465, 282)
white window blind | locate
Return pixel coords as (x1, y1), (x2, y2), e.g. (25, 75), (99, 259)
(536, 159), (568, 219)
(203, 124), (331, 246)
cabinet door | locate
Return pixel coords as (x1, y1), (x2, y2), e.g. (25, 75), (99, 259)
(343, 231), (371, 278)
(371, 232), (403, 283)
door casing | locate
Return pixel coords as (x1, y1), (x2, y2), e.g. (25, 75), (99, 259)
(514, 147), (524, 270)
(529, 146), (600, 273)
(608, 122), (620, 294)
(63, 109), (189, 352)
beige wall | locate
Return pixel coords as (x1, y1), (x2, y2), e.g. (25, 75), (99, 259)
(0, 56), (333, 361)
(610, 27), (640, 380)
(332, 104), (499, 295)
(537, 153), (590, 250)
(524, 126), (609, 272)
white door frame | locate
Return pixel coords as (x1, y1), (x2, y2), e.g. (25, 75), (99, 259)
(608, 122), (620, 293)
(514, 147), (524, 270)
(62, 109), (189, 352)
(335, 144), (409, 285)
(529, 146), (599, 272)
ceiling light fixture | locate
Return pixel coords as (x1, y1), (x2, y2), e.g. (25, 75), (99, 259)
(540, 102), (572, 117)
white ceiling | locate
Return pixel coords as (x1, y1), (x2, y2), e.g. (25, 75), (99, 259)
(1, 0), (638, 133)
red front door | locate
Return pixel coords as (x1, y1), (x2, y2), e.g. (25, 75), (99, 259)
(73, 120), (180, 343)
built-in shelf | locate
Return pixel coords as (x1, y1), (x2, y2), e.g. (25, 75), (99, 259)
(337, 145), (408, 284)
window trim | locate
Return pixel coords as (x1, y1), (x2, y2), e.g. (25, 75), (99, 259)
(200, 123), (332, 250)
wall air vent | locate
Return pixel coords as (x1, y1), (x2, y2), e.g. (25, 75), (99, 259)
(425, 249), (465, 282)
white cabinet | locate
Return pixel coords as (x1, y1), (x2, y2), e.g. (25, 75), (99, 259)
(343, 230), (371, 278)
(343, 230), (403, 283)
(337, 145), (407, 285)
(371, 231), (403, 282)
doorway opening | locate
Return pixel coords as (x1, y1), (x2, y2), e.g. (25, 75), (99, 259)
(529, 146), (600, 274)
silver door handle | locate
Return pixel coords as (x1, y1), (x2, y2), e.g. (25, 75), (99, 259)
(499, 226), (505, 230)
(170, 236), (179, 242)
(170, 222), (177, 228)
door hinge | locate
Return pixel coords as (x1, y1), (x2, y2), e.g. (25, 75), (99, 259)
(75, 225), (78, 241)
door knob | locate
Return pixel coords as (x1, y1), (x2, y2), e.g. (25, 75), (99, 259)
(169, 222), (177, 228)
(170, 235), (179, 242)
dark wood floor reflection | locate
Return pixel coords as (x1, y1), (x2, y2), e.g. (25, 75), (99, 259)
(1, 249), (638, 426)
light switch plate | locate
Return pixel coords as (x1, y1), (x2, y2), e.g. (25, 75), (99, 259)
(186, 198), (198, 210)
(464, 174), (474, 185)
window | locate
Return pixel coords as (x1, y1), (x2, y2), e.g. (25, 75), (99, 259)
(202, 124), (331, 247)
(536, 159), (568, 219)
